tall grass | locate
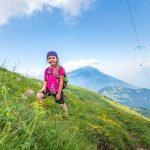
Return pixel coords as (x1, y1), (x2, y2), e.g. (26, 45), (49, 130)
(0, 67), (150, 150)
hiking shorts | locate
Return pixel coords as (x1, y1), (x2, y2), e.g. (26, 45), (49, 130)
(42, 88), (64, 104)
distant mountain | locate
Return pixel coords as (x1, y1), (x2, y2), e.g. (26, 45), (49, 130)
(99, 86), (150, 109)
(67, 66), (137, 91)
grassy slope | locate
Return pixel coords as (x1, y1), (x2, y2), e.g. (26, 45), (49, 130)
(0, 67), (150, 150)
(134, 108), (150, 118)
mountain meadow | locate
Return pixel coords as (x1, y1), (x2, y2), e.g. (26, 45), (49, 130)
(67, 66), (150, 118)
(0, 67), (150, 150)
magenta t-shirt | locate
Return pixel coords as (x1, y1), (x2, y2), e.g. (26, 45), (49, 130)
(44, 67), (65, 93)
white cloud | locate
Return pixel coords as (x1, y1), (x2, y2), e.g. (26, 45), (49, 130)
(0, 0), (95, 25)
(62, 59), (100, 72)
(21, 68), (44, 77)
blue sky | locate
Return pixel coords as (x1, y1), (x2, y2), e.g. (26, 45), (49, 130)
(0, 0), (150, 88)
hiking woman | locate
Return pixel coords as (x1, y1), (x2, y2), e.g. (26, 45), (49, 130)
(36, 51), (68, 113)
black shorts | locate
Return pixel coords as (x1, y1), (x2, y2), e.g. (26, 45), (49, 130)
(42, 88), (64, 104)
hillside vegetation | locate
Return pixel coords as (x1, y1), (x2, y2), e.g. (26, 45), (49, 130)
(0, 67), (150, 150)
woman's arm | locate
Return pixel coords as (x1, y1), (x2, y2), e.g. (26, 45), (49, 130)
(56, 75), (64, 99)
(57, 75), (64, 94)
(39, 81), (47, 93)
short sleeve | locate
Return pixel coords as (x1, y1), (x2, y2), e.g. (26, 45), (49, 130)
(44, 68), (48, 81)
(58, 67), (65, 76)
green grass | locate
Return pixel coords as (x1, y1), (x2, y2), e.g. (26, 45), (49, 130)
(0, 67), (150, 150)
(133, 108), (150, 118)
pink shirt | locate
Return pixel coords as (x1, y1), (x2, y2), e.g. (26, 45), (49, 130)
(44, 67), (65, 93)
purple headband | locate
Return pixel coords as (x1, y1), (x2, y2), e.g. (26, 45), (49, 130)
(47, 51), (58, 58)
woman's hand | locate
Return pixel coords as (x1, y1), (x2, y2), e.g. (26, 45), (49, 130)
(56, 93), (61, 100)
(38, 88), (45, 93)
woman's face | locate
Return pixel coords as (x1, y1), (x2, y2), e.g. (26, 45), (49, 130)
(47, 56), (58, 67)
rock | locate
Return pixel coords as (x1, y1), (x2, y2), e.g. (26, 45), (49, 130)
(16, 77), (22, 82)
(20, 89), (35, 99)
(24, 89), (35, 96)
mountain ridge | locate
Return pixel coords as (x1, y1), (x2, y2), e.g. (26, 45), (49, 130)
(67, 66), (137, 91)
(99, 86), (150, 109)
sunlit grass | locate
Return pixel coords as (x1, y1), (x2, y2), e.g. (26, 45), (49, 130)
(0, 67), (150, 150)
